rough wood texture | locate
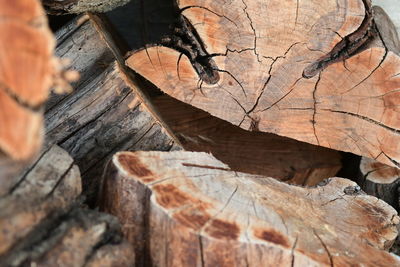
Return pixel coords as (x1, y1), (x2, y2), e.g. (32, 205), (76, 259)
(42, 0), (130, 15)
(154, 95), (342, 186)
(356, 157), (400, 210)
(102, 151), (400, 267)
(0, 145), (134, 266)
(46, 15), (177, 204)
(127, 0), (400, 168)
(0, 0), (55, 160)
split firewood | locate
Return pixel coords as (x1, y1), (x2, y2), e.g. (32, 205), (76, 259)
(45, 15), (177, 204)
(356, 157), (400, 210)
(0, 145), (134, 266)
(42, 0), (130, 15)
(102, 151), (400, 266)
(0, 0), (77, 162)
(154, 95), (342, 186)
(0, 0), (52, 161)
(127, 0), (400, 168)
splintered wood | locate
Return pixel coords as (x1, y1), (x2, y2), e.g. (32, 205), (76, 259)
(102, 151), (400, 267)
(127, 0), (400, 168)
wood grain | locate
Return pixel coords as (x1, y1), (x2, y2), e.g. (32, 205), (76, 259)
(154, 95), (342, 186)
(127, 0), (400, 168)
(0, 0), (55, 160)
(102, 151), (400, 267)
(45, 16), (177, 204)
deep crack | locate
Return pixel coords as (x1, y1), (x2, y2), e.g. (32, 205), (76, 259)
(303, 0), (375, 78)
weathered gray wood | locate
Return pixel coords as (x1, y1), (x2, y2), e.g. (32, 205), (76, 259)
(0, 145), (134, 266)
(46, 15), (177, 204)
(356, 157), (400, 210)
(102, 151), (400, 267)
(47, 16), (115, 111)
(42, 0), (130, 15)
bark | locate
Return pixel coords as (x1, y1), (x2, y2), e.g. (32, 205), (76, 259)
(127, 0), (400, 168)
(0, 145), (135, 266)
(153, 95), (342, 186)
(102, 151), (400, 267)
(45, 15), (177, 204)
(42, 0), (131, 15)
(356, 157), (400, 210)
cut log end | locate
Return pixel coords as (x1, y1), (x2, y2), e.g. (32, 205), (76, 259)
(127, 0), (400, 168)
(360, 157), (400, 184)
(0, 0), (77, 160)
(102, 151), (400, 267)
(356, 156), (400, 211)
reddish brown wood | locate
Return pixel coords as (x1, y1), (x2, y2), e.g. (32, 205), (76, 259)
(127, 0), (400, 168)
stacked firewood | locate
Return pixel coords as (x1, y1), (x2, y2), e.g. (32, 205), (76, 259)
(1, 0), (400, 266)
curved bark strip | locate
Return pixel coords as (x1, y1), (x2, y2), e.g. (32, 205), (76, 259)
(102, 151), (400, 267)
(127, 0), (400, 168)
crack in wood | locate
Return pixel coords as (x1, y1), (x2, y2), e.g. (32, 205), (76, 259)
(303, 0), (375, 78)
(241, 0), (261, 62)
(290, 236), (298, 267)
(313, 230), (334, 267)
(161, 14), (220, 84)
(312, 73), (321, 145)
(322, 109), (400, 135)
(0, 82), (44, 112)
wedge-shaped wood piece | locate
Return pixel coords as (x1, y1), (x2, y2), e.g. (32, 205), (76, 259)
(0, 0), (55, 160)
(0, 145), (135, 266)
(127, 0), (400, 168)
(102, 151), (400, 267)
(154, 95), (342, 186)
(356, 157), (400, 210)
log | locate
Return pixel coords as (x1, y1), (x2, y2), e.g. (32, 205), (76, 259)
(356, 157), (400, 210)
(42, 0), (130, 15)
(45, 15), (177, 204)
(127, 0), (400, 168)
(355, 157), (400, 255)
(0, 0), (55, 160)
(153, 95), (342, 186)
(0, 145), (134, 266)
(102, 151), (400, 267)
